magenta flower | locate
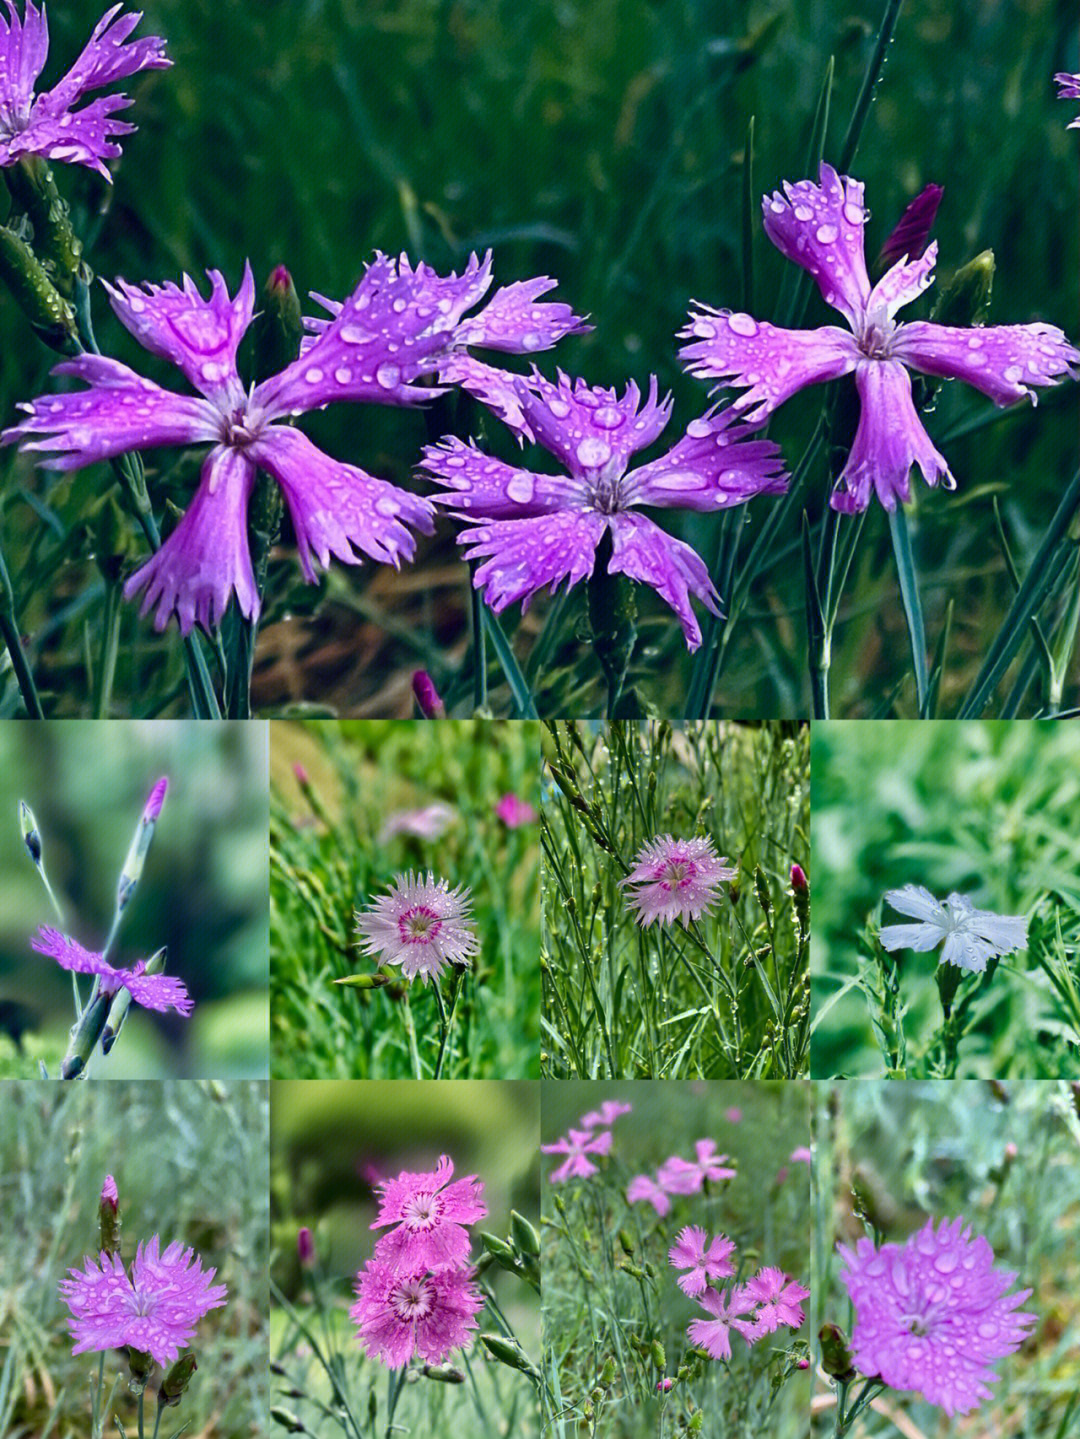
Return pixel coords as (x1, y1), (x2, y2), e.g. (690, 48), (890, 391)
(837, 1216), (1036, 1417)
(377, 804), (457, 844)
(142, 777), (168, 822)
(350, 1259), (482, 1369)
(657, 1141), (737, 1195)
(0, 3), (169, 179)
(494, 793), (538, 827)
(541, 1127), (613, 1184)
(579, 1100), (632, 1129)
(101, 1174), (118, 1208)
(354, 871), (478, 983)
(725, 1107), (743, 1124)
(620, 834), (737, 928)
(668, 1226), (736, 1297)
(423, 370), (787, 649)
(790, 1146), (812, 1165)
(59, 1235), (227, 1367)
(369, 1154), (486, 1275)
(411, 670), (446, 719)
(741, 1267), (809, 1334)
(30, 926), (192, 1015)
(626, 1174), (671, 1217)
(687, 1285), (759, 1361)
(306, 251), (589, 437)
(680, 163), (1080, 512)
(1056, 73), (1080, 128)
(2, 257), (455, 635)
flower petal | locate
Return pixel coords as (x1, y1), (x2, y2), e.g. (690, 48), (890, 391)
(250, 426), (433, 582)
(454, 275), (591, 353)
(1055, 71), (1080, 127)
(679, 311), (857, 423)
(13, 94), (134, 177)
(458, 510), (607, 613)
(866, 243), (938, 324)
(965, 909), (1028, 954)
(879, 922), (946, 953)
(607, 512), (720, 651)
(123, 446), (258, 635)
(624, 405), (788, 510)
(939, 930), (994, 973)
(761, 163), (872, 327)
(883, 884), (947, 923)
(423, 434), (585, 518)
(31, 925), (103, 975)
(121, 963), (193, 1015)
(892, 320), (1080, 407)
(436, 354), (537, 439)
(832, 359), (953, 513)
(517, 370), (673, 478)
(0, 0), (49, 118)
(38, 4), (169, 113)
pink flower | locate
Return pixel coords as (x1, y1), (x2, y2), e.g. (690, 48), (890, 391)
(741, 1267), (809, 1334)
(626, 1175), (671, 1217)
(30, 926), (192, 1015)
(620, 835), (737, 928)
(1056, 72), (1080, 128)
(838, 1217), (1035, 1417)
(656, 1377), (674, 1393)
(579, 1100), (632, 1129)
(790, 1147), (812, 1165)
(100, 1175), (118, 1209)
(355, 872), (478, 983)
(657, 1141), (736, 1195)
(59, 1235), (227, 1367)
(668, 1226), (736, 1297)
(789, 864), (808, 892)
(377, 804), (457, 844)
(494, 793), (538, 827)
(724, 1107), (743, 1124)
(681, 163), (1080, 512)
(687, 1285), (759, 1361)
(350, 1260), (482, 1369)
(542, 1128), (613, 1184)
(369, 1155), (486, 1275)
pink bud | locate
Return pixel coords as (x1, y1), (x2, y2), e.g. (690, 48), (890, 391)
(790, 863), (808, 891)
(1004, 1142), (1018, 1161)
(101, 1174), (118, 1210)
(297, 1227), (315, 1268)
(797, 1358), (810, 1370)
(143, 778), (168, 822)
(293, 763), (309, 786)
(724, 1107), (742, 1124)
(269, 264), (293, 294)
(412, 671), (446, 719)
(495, 794), (538, 827)
(656, 1378), (673, 1393)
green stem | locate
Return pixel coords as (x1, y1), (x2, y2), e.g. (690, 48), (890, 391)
(469, 566), (488, 712)
(385, 1367), (407, 1439)
(837, 0), (906, 171)
(93, 579), (122, 718)
(137, 1388), (145, 1439)
(0, 541), (44, 716)
(588, 533), (639, 718)
(433, 968), (464, 1079)
(887, 505), (928, 713)
(150, 1401), (164, 1439)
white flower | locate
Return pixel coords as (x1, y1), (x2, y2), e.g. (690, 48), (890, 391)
(879, 885), (1027, 973)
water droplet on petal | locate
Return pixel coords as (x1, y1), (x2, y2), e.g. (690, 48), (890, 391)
(520, 331), (543, 350)
(794, 204), (814, 222)
(506, 473), (535, 503)
(392, 298), (407, 313)
(375, 362), (401, 390)
(727, 313), (758, 338)
(335, 367), (352, 384)
(375, 496), (400, 517)
(1003, 365), (1024, 385)
(547, 398), (571, 419)
(305, 367), (324, 384)
(201, 361), (224, 383)
(594, 405), (625, 430)
(843, 201), (864, 226)
(816, 224), (838, 244)
(127, 296), (145, 314)
(693, 319), (716, 339)
(576, 437), (611, 468)
(340, 325), (370, 345)
(685, 417), (713, 439)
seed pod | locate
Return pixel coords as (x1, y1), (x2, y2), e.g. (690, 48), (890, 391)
(511, 1210), (540, 1258)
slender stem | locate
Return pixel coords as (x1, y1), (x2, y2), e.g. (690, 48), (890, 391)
(433, 968), (463, 1079)
(137, 1388), (145, 1439)
(888, 506), (928, 712)
(91, 1351), (105, 1439)
(385, 1367), (407, 1439)
(150, 1401), (164, 1439)
(469, 568), (488, 712)
(93, 579), (122, 718)
(0, 541), (44, 716)
(837, 0), (906, 171)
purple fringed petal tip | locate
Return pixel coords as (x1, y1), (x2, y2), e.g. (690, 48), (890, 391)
(878, 184), (944, 269)
(1055, 72), (1080, 127)
(143, 777), (168, 821)
(100, 1175), (118, 1208)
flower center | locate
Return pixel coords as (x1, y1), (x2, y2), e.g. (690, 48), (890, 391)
(391, 1276), (435, 1322)
(658, 858), (696, 892)
(397, 905), (443, 945)
(857, 315), (897, 361)
(402, 1191), (443, 1230)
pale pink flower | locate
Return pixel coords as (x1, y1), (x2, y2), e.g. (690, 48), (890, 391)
(355, 872), (478, 983)
(626, 1174), (671, 1216)
(620, 834), (736, 928)
(579, 1100), (632, 1128)
(657, 1141), (736, 1195)
(668, 1226), (736, 1297)
(377, 804), (457, 844)
(369, 1154), (487, 1274)
(741, 1267), (809, 1334)
(687, 1285), (759, 1361)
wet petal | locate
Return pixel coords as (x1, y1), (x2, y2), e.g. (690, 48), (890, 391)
(607, 512), (720, 651)
(892, 320), (1080, 407)
(1055, 72), (1080, 128)
(679, 311), (857, 422)
(13, 93), (134, 177)
(250, 426), (433, 581)
(38, 4), (170, 113)
(879, 922), (946, 953)
(878, 184), (944, 269)
(517, 370), (673, 478)
(123, 446), (258, 635)
(436, 354), (535, 440)
(761, 163), (872, 327)
(458, 510), (607, 614)
(422, 434), (586, 518)
(454, 275), (591, 353)
(832, 360), (952, 513)
(625, 405), (788, 510)
(883, 884), (948, 923)
(866, 243), (938, 324)
(0, 0), (50, 117)
(940, 930), (995, 973)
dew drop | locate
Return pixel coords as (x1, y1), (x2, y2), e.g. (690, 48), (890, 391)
(375, 496), (400, 517)
(594, 405), (625, 430)
(576, 437), (611, 468)
(547, 397), (571, 419)
(1003, 365), (1024, 385)
(340, 325), (370, 345)
(201, 361), (224, 383)
(127, 296), (146, 314)
(727, 313), (758, 338)
(375, 362), (401, 390)
(685, 417), (713, 439)
(392, 298), (407, 313)
(843, 201), (864, 226)
(335, 367), (352, 384)
(794, 205), (814, 222)
(506, 473), (535, 503)
(305, 367), (324, 384)
(816, 224), (839, 245)
(520, 332), (543, 351)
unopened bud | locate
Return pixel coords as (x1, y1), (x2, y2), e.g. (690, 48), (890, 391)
(117, 779), (168, 914)
(931, 249), (995, 330)
(250, 266), (304, 384)
(688, 1411), (704, 1432)
(510, 1210), (540, 1257)
(126, 1347), (155, 1393)
(271, 1407), (306, 1432)
(819, 1324), (857, 1383)
(412, 671), (446, 719)
(754, 867), (771, 915)
(102, 947), (166, 1054)
(0, 225), (78, 351)
(480, 1333), (538, 1376)
(790, 863), (808, 892)
(422, 1364), (465, 1383)
(19, 800), (42, 866)
(158, 1352), (197, 1407)
(333, 973), (393, 989)
(877, 183), (943, 269)
(99, 1174), (121, 1255)
(599, 1357), (616, 1386)
(297, 1227), (315, 1268)
(651, 1340), (666, 1370)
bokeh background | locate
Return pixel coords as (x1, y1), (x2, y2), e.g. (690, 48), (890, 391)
(811, 721), (1080, 1077)
(0, 1080), (267, 1439)
(270, 1079), (540, 1436)
(812, 1080), (1080, 1437)
(0, 720), (268, 1078)
(0, 0), (1075, 715)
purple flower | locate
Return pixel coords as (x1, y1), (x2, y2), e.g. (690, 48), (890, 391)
(541, 1127), (613, 1183)
(423, 370), (787, 650)
(377, 804), (457, 845)
(625, 1174), (670, 1216)
(412, 670), (446, 719)
(0, 2), (170, 179)
(1056, 73), (1080, 128)
(657, 1141), (737, 1195)
(141, 776), (168, 822)
(306, 251), (590, 438)
(680, 163), (1080, 512)
(369, 1155), (487, 1275)
(2, 257), (453, 635)
(837, 1216), (1036, 1417)
(668, 1226), (736, 1297)
(740, 1267), (809, 1334)
(30, 925), (192, 1015)
(59, 1234), (227, 1367)
(579, 1100), (632, 1129)
(880, 885), (1028, 973)
(494, 793), (538, 828)
(354, 871), (478, 983)
(620, 835), (736, 929)
(687, 1285), (759, 1361)
(350, 1259), (483, 1369)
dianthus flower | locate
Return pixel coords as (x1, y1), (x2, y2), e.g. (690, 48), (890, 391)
(0, 2), (169, 178)
(494, 793), (538, 827)
(59, 1235), (227, 1367)
(355, 871), (478, 983)
(626, 1174), (671, 1216)
(350, 1259), (482, 1369)
(620, 835), (736, 928)
(657, 1141), (737, 1195)
(741, 1267), (809, 1334)
(790, 1146), (812, 1165)
(668, 1226), (736, 1297)
(680, 163), (1080, 512)
(305, 250), (589, 436)
(579, 1099), (632, 1128)
(369, 1154), (486, 1274)
(837, 1216), (1036, 1417)
(423, 370), (787, 649)
(2, 256), (459, 634)
(31, 925), (191, 1014)
(1056, 73), (1080, 128)
(687, 1285), (759, 1361)
(879, 885), (1028, 973)
(541, 1127), (612, 1183)
(377, 804), (457, 844)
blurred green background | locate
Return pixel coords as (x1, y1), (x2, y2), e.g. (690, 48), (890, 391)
(0, 1080), (267, 1439)
(0, 720), (268, 1078)
(0, 0), (1075, 714)
(811, 721), (1080, 1077)
(812, 1080), (1080, 1437)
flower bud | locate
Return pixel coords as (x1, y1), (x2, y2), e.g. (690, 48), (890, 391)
(126, 1347), (155, 1393)
(99, 1174), (121, 1256)
(19, 800), (42, 866)
(511, 1210), (540, 1258)
(650, 1340), (666, 1370)
(158, 1352), (197, 1407)
(480, 1333), (538, 1376)
(333, 973), (394, 989)
(819, 1324), (858, 1382)
(656, 1377), (674, 1393)
(250, 266), (304, 384)
(421, 1364), (465, 1383)
(116, 779), (168, 916)
(412, 671), (446, 719)
(101, 947), (166, 1054)
(931, 249), (995, 330)
(297, 1227), (315, 1268)
(877, 183), (943, 269)
(753, 867), (771, 915)
(271, 1407), (307, 1432)
(0, 225), (78, 352)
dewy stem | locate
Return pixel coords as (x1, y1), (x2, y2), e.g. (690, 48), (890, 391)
(588, 531), (640, 718)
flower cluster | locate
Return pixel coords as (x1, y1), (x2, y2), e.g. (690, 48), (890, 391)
(354, 871), (478, 983)
(879, 884), (1028, 972)
(350, 1155), (485, 1369)
(541, 1099), (632, 1184)
(670, 1233), (808, 1362)
(620, 835), (737, 929)
(627, 1140), (736, 1217)
(837, 1216), (1036, 1416)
